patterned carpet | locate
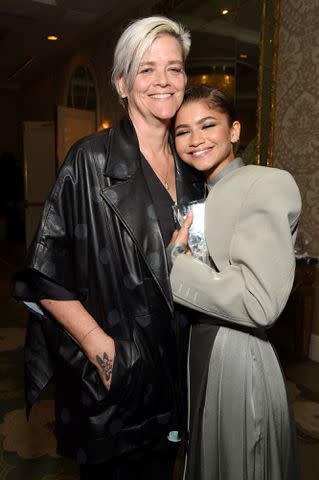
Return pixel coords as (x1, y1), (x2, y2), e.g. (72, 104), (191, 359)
(0, 240), (319, 479)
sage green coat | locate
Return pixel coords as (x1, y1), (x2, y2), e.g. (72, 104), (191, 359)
(170, 160), (301, 480)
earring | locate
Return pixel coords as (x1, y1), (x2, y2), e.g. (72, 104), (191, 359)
(232, 136), (239, 143)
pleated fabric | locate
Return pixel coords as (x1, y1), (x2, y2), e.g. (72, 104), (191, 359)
(185, 323), (300, 480)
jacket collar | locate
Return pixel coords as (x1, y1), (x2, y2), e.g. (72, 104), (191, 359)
(104, 116), (141, 180)
(207, 157), (244, 189)
(101, 116), (204, 311)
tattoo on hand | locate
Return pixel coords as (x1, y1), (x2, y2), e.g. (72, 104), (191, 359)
(96, 352), (113, 383)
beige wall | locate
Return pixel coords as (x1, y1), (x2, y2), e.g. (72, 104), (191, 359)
(273, 0), (319, 335)
(273, 0), (319, 258)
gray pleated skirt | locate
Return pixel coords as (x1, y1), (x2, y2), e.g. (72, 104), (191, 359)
(185, 322), (300, 480)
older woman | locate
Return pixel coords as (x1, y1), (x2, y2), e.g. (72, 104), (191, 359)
(13, 17), (204, 480)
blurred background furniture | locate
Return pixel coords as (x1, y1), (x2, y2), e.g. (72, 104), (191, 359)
(269, 257), (318, 360)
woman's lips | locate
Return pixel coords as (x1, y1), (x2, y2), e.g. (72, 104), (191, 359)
(150, 93), (172, 99)
(190, 147), (212, 157)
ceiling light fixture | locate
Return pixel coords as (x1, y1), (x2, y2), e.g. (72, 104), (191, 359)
(47, 35), (58, 41)
(222, 9), (229, 15)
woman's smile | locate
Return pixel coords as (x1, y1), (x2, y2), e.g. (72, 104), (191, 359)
(149, 93), (173, 99)
(190, 147), (213, 157)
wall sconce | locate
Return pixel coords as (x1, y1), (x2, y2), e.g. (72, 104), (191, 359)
(98, 120), (111, 131)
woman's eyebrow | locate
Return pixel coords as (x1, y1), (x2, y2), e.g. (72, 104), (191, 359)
(197, 116), (216, 123)
(175, 122), (190, 130)
(139, 60), (183, 66)
(175, 116), (216, 129)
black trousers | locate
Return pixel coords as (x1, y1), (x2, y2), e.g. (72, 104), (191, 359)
(79, 437), (179, 480)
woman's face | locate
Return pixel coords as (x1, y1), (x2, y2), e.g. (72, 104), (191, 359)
(121, 34), (186, 125)
(174, 100), (240, 180)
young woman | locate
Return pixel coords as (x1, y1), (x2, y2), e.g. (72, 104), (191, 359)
(168, 84), (301, 480)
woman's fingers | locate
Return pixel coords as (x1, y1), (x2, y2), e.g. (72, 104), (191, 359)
(169, 210), (193, 247)
(182, 210), (193, 229)
(176, 210), (193, 244)
(171, 229), (179, 243)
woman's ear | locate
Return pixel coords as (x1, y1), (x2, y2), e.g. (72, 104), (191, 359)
(231, 121), (241, 144)
(118, 76), (127, 99)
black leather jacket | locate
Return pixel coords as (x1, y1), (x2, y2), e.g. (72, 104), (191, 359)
(13, 116), (204, 463)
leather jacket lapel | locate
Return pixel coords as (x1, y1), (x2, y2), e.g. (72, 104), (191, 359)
(101, 170), (173, 311)
(100, 117), (173, 311)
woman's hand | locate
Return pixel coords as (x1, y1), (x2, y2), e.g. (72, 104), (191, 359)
(80, 326), (115, 390)
(166, 211), (193, 269)
(39, 299), (115, 390)
(170, 210), (193, 248)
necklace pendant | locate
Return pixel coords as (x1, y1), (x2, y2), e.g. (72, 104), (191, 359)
(164, 181), (169, 190)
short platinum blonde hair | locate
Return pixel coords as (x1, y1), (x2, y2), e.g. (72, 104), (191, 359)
(111, 16), (191, 104)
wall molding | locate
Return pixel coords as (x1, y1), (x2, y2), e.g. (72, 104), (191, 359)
(309, 334), (319, 364)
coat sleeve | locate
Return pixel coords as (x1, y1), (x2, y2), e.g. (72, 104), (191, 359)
(170, 169), (302, 328)
(13, 142), (97, 411)
(13, 142), (92, 303)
